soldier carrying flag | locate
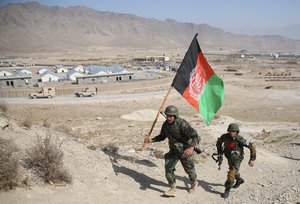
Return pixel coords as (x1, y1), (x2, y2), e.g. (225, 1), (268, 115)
(144, 105), (201, 197)
(142, 33), (224, 197)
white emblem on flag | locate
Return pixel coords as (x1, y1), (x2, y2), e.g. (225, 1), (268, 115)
(189, 64), (206, 101)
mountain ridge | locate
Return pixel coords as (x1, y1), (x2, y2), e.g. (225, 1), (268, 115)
(1, 2), (299, 54)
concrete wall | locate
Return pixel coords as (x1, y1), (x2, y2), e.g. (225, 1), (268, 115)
(0, 78), (171, 98)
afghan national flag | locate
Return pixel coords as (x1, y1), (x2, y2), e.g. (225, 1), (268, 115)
(172, 33), (224, 125)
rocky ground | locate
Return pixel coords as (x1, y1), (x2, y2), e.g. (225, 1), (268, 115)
(0, 55), (299, 204)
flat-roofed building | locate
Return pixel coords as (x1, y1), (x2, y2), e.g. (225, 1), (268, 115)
(0, 75), (32, 87)
(76, 72), (133, 84)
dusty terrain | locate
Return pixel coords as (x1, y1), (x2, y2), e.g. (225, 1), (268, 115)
(0, 54), (299, 204)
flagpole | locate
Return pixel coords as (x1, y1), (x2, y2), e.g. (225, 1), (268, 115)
(139, 85), (173, 151)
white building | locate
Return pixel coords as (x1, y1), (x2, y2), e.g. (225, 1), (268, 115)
(0, 70), (13, 77)
(38, 68), (48, 75)
(72, 65), (85, 73)
(67, 70), (84, 81)
(39, 72), (61, 82)
(16, 69), (32, 75)
(55, 67), (68, 73)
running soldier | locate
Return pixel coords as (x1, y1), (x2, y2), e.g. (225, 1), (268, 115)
(216, 123), (256, 198)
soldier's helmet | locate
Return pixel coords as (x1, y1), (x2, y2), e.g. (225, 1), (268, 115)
(164, 105), (179, 117)
(227, 123), (239, 132)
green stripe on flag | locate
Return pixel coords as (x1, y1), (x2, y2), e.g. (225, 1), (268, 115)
(199, 74), (224, 125)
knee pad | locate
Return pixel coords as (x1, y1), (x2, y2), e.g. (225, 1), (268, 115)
(226, 170), (236, 187)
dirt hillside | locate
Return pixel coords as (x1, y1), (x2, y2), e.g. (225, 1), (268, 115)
(0, 55), (299, 204)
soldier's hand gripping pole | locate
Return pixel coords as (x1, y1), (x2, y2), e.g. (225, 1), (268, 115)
(139, 85), (173, 151)
(212, 153), (223, 170)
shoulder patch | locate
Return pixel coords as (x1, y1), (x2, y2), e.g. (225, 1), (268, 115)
(245, 140), (250, 146)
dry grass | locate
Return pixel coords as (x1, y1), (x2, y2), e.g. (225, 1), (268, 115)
(0, 138), (20, 190)
(54, 124), (82, 139)
(26, 133), (72, 184)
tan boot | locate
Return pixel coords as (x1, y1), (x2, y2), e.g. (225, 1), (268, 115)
(189, 181), (197, 193)
(163, 185), (176, 197)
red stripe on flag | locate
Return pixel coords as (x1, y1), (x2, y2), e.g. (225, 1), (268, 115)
(181, 51), (215, 111)
(198, 51), (215, 80)
(182, 89), (199, 111)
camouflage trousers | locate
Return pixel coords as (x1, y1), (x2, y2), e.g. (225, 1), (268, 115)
(225, 156), (243, 189)
(164, 149), (197, 187)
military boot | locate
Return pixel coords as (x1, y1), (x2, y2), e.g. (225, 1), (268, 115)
(163, 184), (176, 197)
(233, 177), (244, 189)
(221, 188), (230, 198)
(189, 180), (197, 193)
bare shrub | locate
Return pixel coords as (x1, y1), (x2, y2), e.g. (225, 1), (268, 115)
(0, 100), (8, 113)
(0, 138), (20, 190)
(26, 133), (72, 184)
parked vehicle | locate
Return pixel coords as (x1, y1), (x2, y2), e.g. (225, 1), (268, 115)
(29, 87), (55, 99)
(75, 87), (96, 97)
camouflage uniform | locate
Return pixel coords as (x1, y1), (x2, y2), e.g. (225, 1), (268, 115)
(152, 117), (200, 187)
(216, 133), (256, 189)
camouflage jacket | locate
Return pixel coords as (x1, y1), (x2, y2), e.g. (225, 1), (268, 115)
(216, 133), (256, 161)
(152, 117), (200, 152)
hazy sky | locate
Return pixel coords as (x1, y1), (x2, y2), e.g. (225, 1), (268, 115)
(1, 0), (299, 37)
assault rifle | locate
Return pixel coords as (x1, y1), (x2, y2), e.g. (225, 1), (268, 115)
(212, 153), (223, 170)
